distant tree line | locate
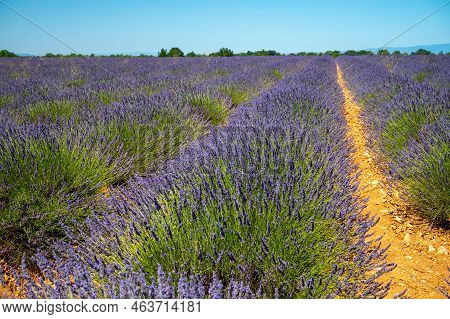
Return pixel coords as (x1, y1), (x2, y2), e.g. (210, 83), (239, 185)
(43, 52), (155, 58)
(0, 49), (18, 57)
(1, 48), (448, 58)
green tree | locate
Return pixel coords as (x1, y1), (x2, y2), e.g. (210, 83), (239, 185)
(355, 50), (373, 55)
(324, 50), (341, 58)
(344, 50), (358, 56)
(44, 53), (62, 57)
(210, 48), (234, 57)
(158, 48), (168, 57)
(412, 49), (432, 55)
(186, 51), (197, 57)
(167, 47), (184, 57)
(377, 49), (389, 55)
(392, 50), (401, 55)
(0, 49), (18, 57)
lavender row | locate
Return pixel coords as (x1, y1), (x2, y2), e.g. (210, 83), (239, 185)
(374, 55), (450, 93)
(337, 56), (449, 224)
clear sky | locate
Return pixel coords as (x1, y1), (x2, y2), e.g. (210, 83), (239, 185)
(1, 0), (449, 55)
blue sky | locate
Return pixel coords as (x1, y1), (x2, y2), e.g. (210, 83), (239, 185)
(1, 0), (449, 55)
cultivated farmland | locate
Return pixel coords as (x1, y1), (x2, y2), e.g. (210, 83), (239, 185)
(0, 55), (448, 298)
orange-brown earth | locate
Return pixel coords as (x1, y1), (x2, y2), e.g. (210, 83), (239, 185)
(336, 63), (449, 299)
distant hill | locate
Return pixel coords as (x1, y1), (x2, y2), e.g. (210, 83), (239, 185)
(367, 43), (450, 54)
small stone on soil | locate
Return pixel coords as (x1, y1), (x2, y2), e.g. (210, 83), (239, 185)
(403, 233), (411, 244)
(437, 246), (448, 255)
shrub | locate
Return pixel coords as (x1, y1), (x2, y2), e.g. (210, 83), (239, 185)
(97, 90), (121, 105)
(380, 109), (432, 159)
(0, 130), (128, 263)
(26, 100), (76, 123)
(65, 78), (86, 88)
(99, 109), (207, 175)
(396, 125), (449, 224)
(272, 68), (283, 80)
(220, 86), (252, 106)
(0, 96), (13, 108)
(413, 71), (428, 83)
(187, 94), (230, 125)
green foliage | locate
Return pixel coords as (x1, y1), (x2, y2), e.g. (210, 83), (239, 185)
(44, 53), (84, 57)
(412, 49), (432, 55)
(392, 50), (401, 55)
(358, 50), (374, 55)
(167, 47), (184, 57)
(237, 50), (281, 56)
(413, 71), (428, 83)
(377, 49), (389, 55)
(98, 90), (119, 105)
(26, 100), (76, 123)
(344, 50), (358, 56)
(343, 50), (374, 56)
(101, 110), (206, 175)
(220, 85), (252, 106)
(0, 95), (13, 108)
(0, 109), (207, 263)
(125, 138), (345, 298)
(139, 85), (162, 97)
(399, 142), (449, 224)
(254, 49), (280, 56)
(158, 48), (168, 57)
(380, 110), (433, 160)
(187, 94), (230, 125)
(212, 68), (230, 77)
(209, 48), (234, 57)
(0, 49), (18, 57)
(43, 53), (153, 58)
(272, 68), (283, 80)
(324, 50), (341, 58)
(297, 52), (315, 56)
(0, 136), (123, 263)
(65, 78), (86, 88)
(186, 51), (197, 57)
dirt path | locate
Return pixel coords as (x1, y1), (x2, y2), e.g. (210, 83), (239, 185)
(336, 63), (449, 299)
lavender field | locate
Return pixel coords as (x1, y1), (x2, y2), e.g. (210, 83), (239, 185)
(0, 55), (448, 299)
